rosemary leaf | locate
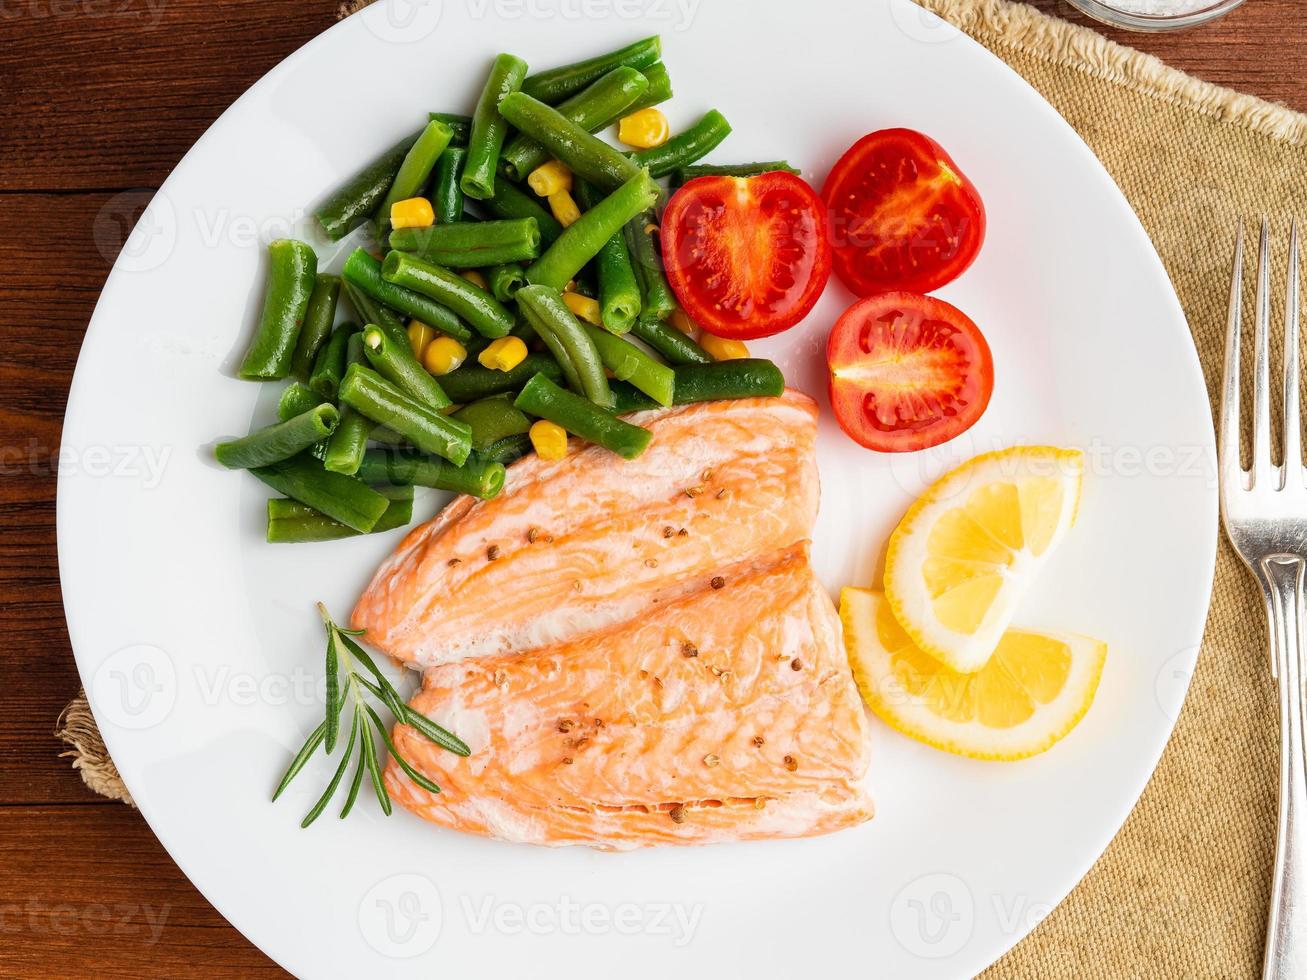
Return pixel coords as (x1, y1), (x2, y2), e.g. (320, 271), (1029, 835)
(301, 709), (360, 828)
(340, 740), (368, 820)
(361, 710), (393, 817)
(365, 704), (442, 795)
(272, 720), (328, 802)
(399, 705), (472, 758)
(324, 629), (342, 753)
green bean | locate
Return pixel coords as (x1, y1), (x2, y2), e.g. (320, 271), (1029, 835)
(484, 176), (564, 245)
(323, 334), (373, 476)
(278, 382), (326, 421)
(389, 218), (540, 268)
(476, 433), (532, 465)
(314, 135), (416, 241)
(631, 315), (711, 365)
(357, 448), (506, 500)
(427, 112), (473, 145)
(381, 251), (514, 339)
(375, 119), (454, 240)
(500, 66), (649, 182)
(522, 36), (660, 104)
(624, 211), (676, 321)
(497, 92), (643, 192)
(526, 171), (659, 291)
(341, 284), (408, 348)
(582, 323), (674, 406)
(671, 161), (799, 188)
(266, 486), (414, 543)
(308, 325), (352, 399)
(342, 249), (472, 345)
(339, 364), (472, 465)
(574, 180), (641, 334)
(290, 274), (342, 381)
(462, 54), (529, 200)
(624, 61), (673, 113)
(215, 404), (339, 469)
(516, 285), (612, 407)
(611, 358), (785, 413)
(239, 239), (318, 380)
(250, 453), (390, 532)
(514, 373), (650, 459)
(429, 146), (467, 225)
(437, 353), (563, 402)
(486, 263), (527, 302)
(452, 395), (532, 450)
(629, 110), (732, 179)
(360, 325), (451, 410)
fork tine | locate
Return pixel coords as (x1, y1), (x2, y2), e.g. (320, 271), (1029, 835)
(1253, 216), (1276, 486)
(1220, 222), (1245, 497)
(1285, 219), (1302, 485)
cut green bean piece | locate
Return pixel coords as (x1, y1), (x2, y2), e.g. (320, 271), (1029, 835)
(376, 119), (454, 241)
(624, 61), (673, 113)
(429, 146), (467, 225)
(323, 334), (372, 476)
(611, 358), (786, 413)
(484, 176), (564, 245)
(308, 325), (353, 400)
(631, 315), (712, 365)
(500, 66), (649, 182)
(438, 353), (563, 402)
(315, 135), (416, 241)
(522, 36), (660, 104)
(251, 453), (390, 532)
(462, 54), (529, 200)
(215, 404), (339, 469)
(389, 218), (540, 268)
(486, 262), (528, 302)
(527, 171), (658, 292)
(361, 325), (452, 411)
(574, 179), (640, 334)
(629, 110), (733, 179)
(427, 112), (473, 145)
(582, 323), (674, 406)
(342, 284), (408, 348)
(671, 160), (799, 187)
(451, 394), (532, 450)
(381, 251), (514, 339)
(339, 364), (472, 465)
(239, 239), (318, 380)
(266, 485), (414, 543)
(624, 211), (676, 321)
(497, 92), (644, 192)
(477, 433), (532, 465)
(357, 447), (506, 500)
(278, 382), (326, 421)
(514, 373), (650, 459)
(342, 248), (472, 344)
(516, 285), (612, 407)
(290, 274), (342, 381)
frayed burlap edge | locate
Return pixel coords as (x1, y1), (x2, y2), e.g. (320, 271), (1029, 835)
(55, 689), (133, 806)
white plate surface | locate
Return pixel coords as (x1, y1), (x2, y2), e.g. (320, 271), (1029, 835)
(58, 1), (1216, 976)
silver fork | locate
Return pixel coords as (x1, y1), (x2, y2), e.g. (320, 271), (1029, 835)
(1221, 217), (1305, 979)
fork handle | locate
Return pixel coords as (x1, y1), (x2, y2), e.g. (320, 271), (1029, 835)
(1261, 555), (1307, 980)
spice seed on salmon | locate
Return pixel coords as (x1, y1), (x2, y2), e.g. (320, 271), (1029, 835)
(711, 576), (726, 590)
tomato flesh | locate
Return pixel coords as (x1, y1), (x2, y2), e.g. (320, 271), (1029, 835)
(822, 128), (985, 295)
(827, 292), (993, 452)
(662, 173), (832, 340)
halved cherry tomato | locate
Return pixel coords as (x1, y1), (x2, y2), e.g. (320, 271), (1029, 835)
(822, 128), (985, 296)
(661, 172), (831, 340)
(827, 292), (993, 453)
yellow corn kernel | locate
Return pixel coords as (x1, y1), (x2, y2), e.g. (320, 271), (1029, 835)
(530, 420), (569, 461)
(668, 308), (699, 338)
(701, 334), (750, 361)
(422, 336), (467, 376)
(460, 268), (488, 290)
(548, 190), (582, 228)
(562, 291), (602, 326)
(407, 320), (435, 358)
(389, 197), (435, 230)
(527, 159), (573, 197)
(478, 336), (529, 372)
(618, 108), (670, 149)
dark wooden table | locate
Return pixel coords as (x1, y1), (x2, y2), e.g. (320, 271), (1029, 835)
(1, 0), (1301, 974)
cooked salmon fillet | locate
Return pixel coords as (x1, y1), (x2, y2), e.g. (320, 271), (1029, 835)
(352, 391), (820, 667)
(386, 547), (874, 848)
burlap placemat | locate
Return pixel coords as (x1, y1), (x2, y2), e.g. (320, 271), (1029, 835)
(58, 1), (1307, 974)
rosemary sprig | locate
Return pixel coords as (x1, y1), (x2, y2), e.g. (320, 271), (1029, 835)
(272, 603), (471, 827)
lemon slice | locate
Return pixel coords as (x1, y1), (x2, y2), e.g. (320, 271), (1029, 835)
(883, 446), (1084, 672)
(841, 588), (1105, 760)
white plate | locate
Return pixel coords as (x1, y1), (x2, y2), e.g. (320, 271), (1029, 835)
(58, 1), (1216, 976)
